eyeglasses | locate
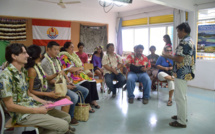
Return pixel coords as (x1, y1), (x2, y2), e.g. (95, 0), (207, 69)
(166, 50), (172, 52)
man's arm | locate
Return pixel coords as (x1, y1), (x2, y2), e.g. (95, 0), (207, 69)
(103, 64), (115, 73)
(3, 97), (48, 114)
(163, 54), (184, 63)
(140, 65), (150, 72)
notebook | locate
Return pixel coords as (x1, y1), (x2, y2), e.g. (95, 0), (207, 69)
(45, 98), (73, 109)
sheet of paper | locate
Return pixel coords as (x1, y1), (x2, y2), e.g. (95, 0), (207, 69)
(45, 98), (73, 109)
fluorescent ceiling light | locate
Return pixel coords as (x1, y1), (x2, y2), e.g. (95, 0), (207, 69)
(99, 0), (128, 6)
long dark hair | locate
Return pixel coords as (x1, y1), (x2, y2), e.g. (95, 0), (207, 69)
(163, 34), (172, 45)
(25, 45), (41, 69)
(90, 46), (104, 63)
(60, 41), (72, 52)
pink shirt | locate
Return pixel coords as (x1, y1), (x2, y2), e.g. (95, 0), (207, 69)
(76, 52), (88, 64)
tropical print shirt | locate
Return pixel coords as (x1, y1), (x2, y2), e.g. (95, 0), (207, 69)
(0, 64), (41, 124)
(59, 53), (93, 84)
(173, 35), (196, 80)
(126, 53), (151, 72)
(102, 53), (123, 75)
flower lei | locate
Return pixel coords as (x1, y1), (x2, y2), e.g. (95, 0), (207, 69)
(44, 53), (61, 73)
(59, 51), (83, 68)
(34, 63), (48, 92)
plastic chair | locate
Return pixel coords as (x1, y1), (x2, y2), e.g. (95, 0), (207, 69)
(0, 103), (39, 134)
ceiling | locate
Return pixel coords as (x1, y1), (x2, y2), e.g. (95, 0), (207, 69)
(34, 0), (159, 13)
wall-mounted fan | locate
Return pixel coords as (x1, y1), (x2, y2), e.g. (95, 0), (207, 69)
(39, 0), (81, 8)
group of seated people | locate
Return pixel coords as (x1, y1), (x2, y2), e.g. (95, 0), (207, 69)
(0, 38), (175, 134)
(0, 41), (102, 134)
(75, 41), (174, 106)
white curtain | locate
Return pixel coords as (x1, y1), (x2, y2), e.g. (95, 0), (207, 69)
(173, 9), (186, 53)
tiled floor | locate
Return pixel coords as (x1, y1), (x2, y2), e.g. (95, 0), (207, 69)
(4, 84), (215, 134)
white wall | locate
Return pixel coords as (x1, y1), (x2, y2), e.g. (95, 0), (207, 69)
(146, 0), (195, 12)
(0, 0), (117, 44)
(188, 1), (215, 90)
(188, 60), (215, 90)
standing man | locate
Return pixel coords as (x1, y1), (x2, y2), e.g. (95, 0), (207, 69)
(163, 22), (196, 128)
(126, 44), (151, 104)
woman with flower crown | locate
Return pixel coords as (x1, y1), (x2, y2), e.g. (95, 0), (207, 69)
(59, 42), (100, 111)
(90, 46), (104, 92)
(25, 45), (71, 113)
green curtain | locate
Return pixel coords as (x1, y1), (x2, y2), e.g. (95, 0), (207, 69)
(0, 40), (10, 65)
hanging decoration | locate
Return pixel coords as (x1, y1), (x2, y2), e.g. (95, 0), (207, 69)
(0, 18), (26, 40)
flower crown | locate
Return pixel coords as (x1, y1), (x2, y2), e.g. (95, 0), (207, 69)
(94, 45), (103, 51)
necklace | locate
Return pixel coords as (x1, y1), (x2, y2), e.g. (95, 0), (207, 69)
(44, 53), (61, 73)
(59, 51), (83, 67)
(107, 53), (119, 68)
(34, 63), (48, 92)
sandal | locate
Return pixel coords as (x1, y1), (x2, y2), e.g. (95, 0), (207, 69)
(89, 109), (95, 113)
(91, 104), (100, 109)
(167, 100), (172, 106)
(169, 121), (186, 128)
(100, 88), (104, 93)
(108, 90), (111, 94)
(171, 115), (188, 122)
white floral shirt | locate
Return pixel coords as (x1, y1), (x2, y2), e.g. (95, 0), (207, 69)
(102, 53), (122, 75)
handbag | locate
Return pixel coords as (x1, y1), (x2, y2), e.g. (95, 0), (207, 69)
(130, 64), (145, 73)
(55, 75), (67, 97)
(74, 91), (90, 122)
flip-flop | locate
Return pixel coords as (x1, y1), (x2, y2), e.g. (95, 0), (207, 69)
(89, 109), (95, 113)
(169, 121), (186, 128)
(167, 100), (172, 106)
(91, 104), (100, 109)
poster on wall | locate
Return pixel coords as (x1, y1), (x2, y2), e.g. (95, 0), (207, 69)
(198, 24), (215, 53)
(32, 19), (71, 46)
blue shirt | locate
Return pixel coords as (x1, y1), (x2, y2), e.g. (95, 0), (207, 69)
(156, 56), (173, 73)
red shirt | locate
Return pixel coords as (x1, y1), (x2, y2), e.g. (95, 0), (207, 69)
(76, 52), (88, 64)
(126, 53), (151, 72)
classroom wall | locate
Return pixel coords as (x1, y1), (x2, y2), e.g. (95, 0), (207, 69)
(0, 16), (108, 52)
(0, 0), (117, 50)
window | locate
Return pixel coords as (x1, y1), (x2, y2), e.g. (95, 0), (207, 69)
(122, 24), (173, 56)
(150, 27), (166, 55)
(134, 28), (149, 55)
(167, 26), (173, 45)
(122, 29), (134, 52)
